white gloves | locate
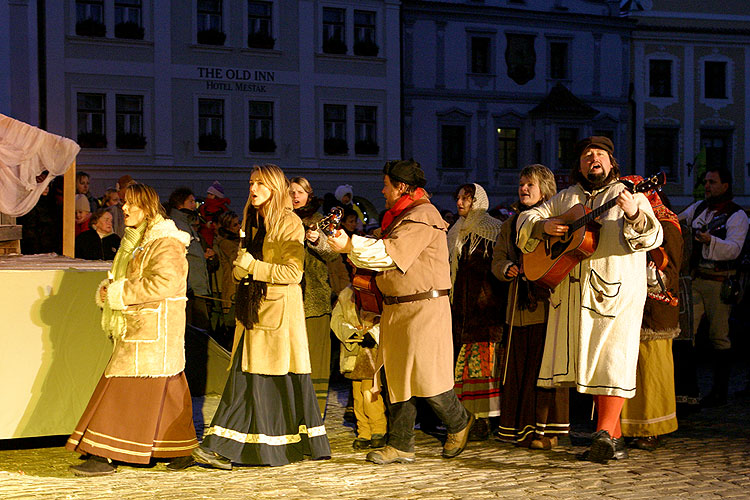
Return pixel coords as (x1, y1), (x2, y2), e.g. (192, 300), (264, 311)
(232, 249), (256, 280)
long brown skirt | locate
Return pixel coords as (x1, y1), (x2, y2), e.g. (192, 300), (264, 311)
(66, 372), (198, 464)
(497, 323), (570, 447)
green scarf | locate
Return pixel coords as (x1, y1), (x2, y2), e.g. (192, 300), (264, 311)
(101, 217), (151, 339)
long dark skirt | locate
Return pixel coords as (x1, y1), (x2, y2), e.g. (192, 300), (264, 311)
(497, 323), (570, 447)
(201, 337), (331, 466)
(66, 373), (198, 464)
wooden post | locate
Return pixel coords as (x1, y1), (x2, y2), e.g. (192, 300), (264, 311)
(62, 161), (76, 257)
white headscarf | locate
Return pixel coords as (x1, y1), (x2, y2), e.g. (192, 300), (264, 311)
(446, 183), (504, 300)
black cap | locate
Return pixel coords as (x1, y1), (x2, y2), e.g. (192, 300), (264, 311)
(573, 136), (614, 160)
(383, 160), (426, 188)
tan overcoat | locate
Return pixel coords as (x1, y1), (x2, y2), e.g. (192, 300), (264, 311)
(376, 203), (455, 403)
(231, 209), (312, 375)
(102, 218), (191, 377)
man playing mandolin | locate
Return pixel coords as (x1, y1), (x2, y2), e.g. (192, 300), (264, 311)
(516, 136), (663, 464)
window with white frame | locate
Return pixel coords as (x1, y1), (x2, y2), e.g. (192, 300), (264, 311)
(549, 41), (568, 80)
(497, 127), (519, 170)
(471, 37), (491, 74)
(197, 0), (225, 45)
(76, 0), (106, 37)
(248, 1), (274, 49)
(322, 8), (346, 54)
(116, 94), (145, 149)
(114, 0), (143, 39)
(353, 10), (378, 57)
(700, 129), (732, 171)
(248, 100), (275, 153)
(704, 61), (727, 99)
(645, 128), (678, 181)
(649, 59), (672, 98)
(198, 98), (226, 151)
(441, 125), (466, 169)
(355, 105), (378, 155)
(77, 93), (107, 148)
(323, 104), (348, 155)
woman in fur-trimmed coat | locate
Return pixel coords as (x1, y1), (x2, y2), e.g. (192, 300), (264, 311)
(66, 184), (198, 477)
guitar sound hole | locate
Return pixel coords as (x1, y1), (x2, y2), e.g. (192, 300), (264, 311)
(549, 236), (571, 260)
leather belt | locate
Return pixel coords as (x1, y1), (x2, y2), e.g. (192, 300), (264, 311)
(383, 289), (449, 305)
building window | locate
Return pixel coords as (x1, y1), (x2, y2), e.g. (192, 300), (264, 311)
(115, 94), (146, 149)
(441, 125), (465, 169)
(197, 0), (225, 45)
(355, 105), (378, 155)
(198, 98), (226, 151)
(558, 127), (578, 169)
(77, 93), (107, 148)
(497, 127), (519, 170)
(471, 37), (491, 74)
(700, 130), (731, 171)
(649, 60), (672, 98)
(353, 10), (378, 57)
(549, 42), (568, 80)
(76, 0), (106, 37)
(322, 8), (346, 54)
(114, 0), (143, 39)
(323, 104), (347, 155)
(248, 1), (274, 49)
(645, 128), (678, 181)
(704, 61), (727, 99)
(248, 100), (276, 153)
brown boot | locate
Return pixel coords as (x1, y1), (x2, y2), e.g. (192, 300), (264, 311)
(530, 435), (558, 450)
(442, 413), (475, 458)
(70, 456), (117, 477)
(366, 445), (415, 464)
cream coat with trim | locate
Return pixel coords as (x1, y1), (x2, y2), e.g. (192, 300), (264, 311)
(516, 181), (663, 397)
(100, 218), (191, 378)
(231, 210), (311, 375)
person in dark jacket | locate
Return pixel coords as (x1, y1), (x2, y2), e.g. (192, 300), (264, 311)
(76, 209), (121, 260)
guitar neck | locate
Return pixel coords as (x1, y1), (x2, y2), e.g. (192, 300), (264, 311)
(568, 197), (618, 233)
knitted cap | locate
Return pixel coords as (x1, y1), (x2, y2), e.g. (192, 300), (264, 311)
(334, 184), (353, 202)
(207, 180), (225, 198)
(75, 193), (90, 212)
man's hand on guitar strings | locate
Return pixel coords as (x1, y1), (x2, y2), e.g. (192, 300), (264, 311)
(616, 190), (639, 219)
(694, 230), (711, 244)
(543, 218), (568, 236)
(327, 229), (353, 254)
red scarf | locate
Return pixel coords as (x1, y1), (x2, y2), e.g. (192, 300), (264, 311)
(380, 188), (426, 235)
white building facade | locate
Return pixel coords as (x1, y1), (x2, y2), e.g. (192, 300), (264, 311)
(629, 0), (750, 208)
(2, 0), (401, 206)
(402, 0), (634, 210)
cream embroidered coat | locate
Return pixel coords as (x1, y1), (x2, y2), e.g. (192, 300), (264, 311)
(231, 210), (311, 376)
(516, 181), (663, 398)
(100, 219), (191, 378)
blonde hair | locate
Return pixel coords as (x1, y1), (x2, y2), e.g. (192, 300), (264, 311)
(124, 184), (165, 222)
(242, 164), (293, 236)
(519, 164), (557, 202)
(290, 176), (313, 196)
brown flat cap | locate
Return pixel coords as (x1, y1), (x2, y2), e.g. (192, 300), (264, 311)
(573, 136), (614, 159)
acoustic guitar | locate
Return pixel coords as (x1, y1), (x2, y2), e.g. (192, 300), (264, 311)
(522, 172), (666, 289)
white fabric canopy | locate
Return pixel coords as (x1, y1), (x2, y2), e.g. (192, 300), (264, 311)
(0, 114), (80, 216)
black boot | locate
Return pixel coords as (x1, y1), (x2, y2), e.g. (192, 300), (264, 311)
(70, 455), (117, 477)
(701, 349), (731, 408)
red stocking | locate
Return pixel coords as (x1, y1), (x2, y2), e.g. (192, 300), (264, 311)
(594, 395), (624, 438)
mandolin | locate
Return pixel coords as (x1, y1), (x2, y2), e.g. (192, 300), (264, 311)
(314, 207), (343, 237)
(522, 172), (666, 289)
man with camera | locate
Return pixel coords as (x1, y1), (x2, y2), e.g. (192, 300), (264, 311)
(679, 165), (749, 407)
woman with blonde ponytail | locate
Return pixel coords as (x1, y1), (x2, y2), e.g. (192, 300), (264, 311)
(194, 164), (331, 468)
(66, 184), (198, 476)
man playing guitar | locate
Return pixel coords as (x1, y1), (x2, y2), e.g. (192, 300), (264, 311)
(516, 136), (663, 464)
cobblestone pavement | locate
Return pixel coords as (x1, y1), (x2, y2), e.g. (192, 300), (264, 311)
(1, 378), (749, 500)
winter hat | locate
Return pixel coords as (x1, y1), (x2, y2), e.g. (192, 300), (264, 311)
(335, 184), (354, 203)
(383, 160), (427, 188)
(207, 180), (225, 198)
(75, 193), (91, 212)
